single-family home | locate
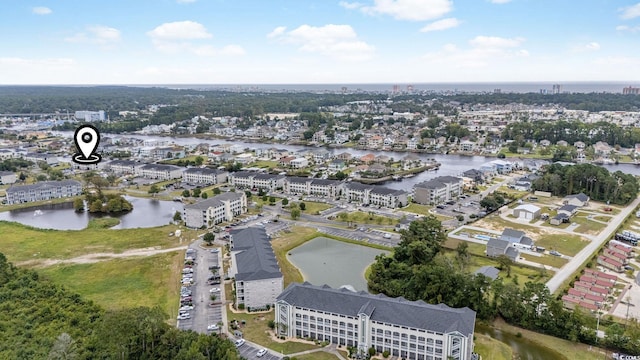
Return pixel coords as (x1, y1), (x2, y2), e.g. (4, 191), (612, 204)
(563, 193), (589, 207)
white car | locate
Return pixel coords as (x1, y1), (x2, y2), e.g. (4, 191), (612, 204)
(256, 348), (268, 357)
(209, 287), (221, 293)
(177, 313), (190, 320)
(234, 339), (245, 347)
(207, 324), (219, 331)
(179, 305), (193, 311)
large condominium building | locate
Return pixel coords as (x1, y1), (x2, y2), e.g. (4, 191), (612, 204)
(182, 168), (229, 185)
(276, 283), (476, 360)
(283, 177), (343, 198)
(228, 171), (285, 191)
(344, 182), (408, 209)
(183, 192), (247, 228)
(413, 176), (463, 205)
(136, 164), (184, 180)
(5, 180), (82, 204)
(107, 160), (143, 175)
(229, 227), (283, 309)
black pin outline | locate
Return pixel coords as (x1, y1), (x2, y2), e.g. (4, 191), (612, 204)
(72, 124), (102, 165)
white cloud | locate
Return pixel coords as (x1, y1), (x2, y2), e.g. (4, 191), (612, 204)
(620, 3), (640, 19)
(147, 21), (212, 41)
(489, 0), (511, 4)
(267, 26), (287, 38)
(343, 0), (453, 21)
(616, 25), (640, 32)
(65, 26), (121, 46)
(420, 18), (460, 32)
(584, 42), (600, 51)
(219, 45), (246, 56)
(32, 6), (52, 15)
(422, 35), (528, 68)
(269, 24), (375, 61)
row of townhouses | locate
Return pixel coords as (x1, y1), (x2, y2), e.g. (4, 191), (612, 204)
(182, 192), (247, 228)
(5, 180), (82, 204)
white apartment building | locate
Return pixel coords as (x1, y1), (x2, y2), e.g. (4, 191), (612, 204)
(282, 177), (343, 198)
(24, 152), (58, 166)
(229, 227), (283, 309)
(182, 168), (229, 185)
(5, 180), (82, 204)
(276, 283), (476, 360)
(0, 171), (17, 185)
(75, 110), (105, 122)
(136, 164), (184, 180)
(344, 182), (408, 209)
(290, 158), (309, 169)
(228, 171), (285, 191)
(107, 160), (143, 175)
(413, 176), (463, 205)
(183, 192), (247, 228)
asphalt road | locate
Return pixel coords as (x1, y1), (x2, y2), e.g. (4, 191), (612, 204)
(545, 195), (640, 294)
(235, 340), (281, 360)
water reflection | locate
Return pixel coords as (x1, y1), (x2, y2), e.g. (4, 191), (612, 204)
(477, 324), (567, 360)
(0, 196), (183, 230)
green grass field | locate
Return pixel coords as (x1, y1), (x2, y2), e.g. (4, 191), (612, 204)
(295, 352), (341, 360)
(536, 234), (588, 256)
(335, 211), (398, 226)
(300, 201), (332, 215)
(39, 252), (183, 320)
(474, 333), (512, 360)
(402, 203), (433, 216)
(521, 253), (568, 268)
(0, 220), (182, 263)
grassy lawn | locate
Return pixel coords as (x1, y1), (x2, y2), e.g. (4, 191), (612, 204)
(296, 352), (341, 360)
(402, 203), (432, 216)
(335, 211), (398, 226)
(252, 160), (279, 169)
(226, 309), (319, 355)
(0, 220), (183, 263)
(536, 234), (588, 256)
(159, 155), (203, 165)
(521, 253), (568, 268)
(300, 201), (332, 215)
(475, 215), (543, 236)
(592, 215), (612, 222)
(473, 333), (512, 360)
(570, 215), (607, 234)
(443, 237), (487, 257)
(40, 252), (183, 321)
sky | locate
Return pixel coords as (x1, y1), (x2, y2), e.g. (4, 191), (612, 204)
(1, 0), (640, 85)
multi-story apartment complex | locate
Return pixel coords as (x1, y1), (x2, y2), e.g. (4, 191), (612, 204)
(182, 168), (229, 185)
(413, 176), (463, 205)
(229, 227), (283, 309)
(136, 164), (184, 180)
(24, 152), (58, 166)
(276, 283), (476, 360)
(107, 160), (143, 175)
(344, 182), (408, 208)
(183, 192), (247, 228)
(5, 180), (82, 204)
(228, 171), (285, 191)
(283, 177), (343, 198)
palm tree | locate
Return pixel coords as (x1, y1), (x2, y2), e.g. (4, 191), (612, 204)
(48, 333), (77, 360)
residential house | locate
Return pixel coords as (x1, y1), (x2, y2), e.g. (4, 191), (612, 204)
(183, 192), (247, 228)
(460, 140), (476, 152)
(275, 282), (476, 360)
(328, 159), (346, 172)
(474, 266), (500, 280)
(229, 227), (283, 309)
(413, 176), (463, 205)
(235, 153), (255, 165)
(550, 213), (570, 226)
(563, 193), (589, 207)
(486, 238), (519, 261)
(557, 204), (579, 218)
(359, 154), (375, 163)
(5, 180), (82, 204)
(490, 160), (513, 174)
(593, 141), (612, 156)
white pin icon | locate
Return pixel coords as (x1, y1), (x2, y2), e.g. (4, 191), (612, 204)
(72, 125), (102, 165)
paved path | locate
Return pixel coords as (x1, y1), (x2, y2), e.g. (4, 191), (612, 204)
(546, 196), (640, 294)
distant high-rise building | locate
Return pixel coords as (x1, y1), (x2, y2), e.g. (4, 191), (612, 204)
(407, 84), (414, 92)
(623, 86), (640, 95)
(552, 84), (562, 94)
(74, 110), (105, 122)
(341, 86), (348, 94)
(494, 88), (502, 94)
(392, 84), (400, 93)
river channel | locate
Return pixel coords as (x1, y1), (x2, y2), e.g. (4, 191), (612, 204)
(0, 196), (182, 230)
(476, 324), (568, 360)
(287, 237), (388, 291)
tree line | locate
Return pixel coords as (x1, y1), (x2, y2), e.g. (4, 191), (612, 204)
(0, 253), (239, 359)
(367, 216), (640, 355)
(532, 163), (639, 205)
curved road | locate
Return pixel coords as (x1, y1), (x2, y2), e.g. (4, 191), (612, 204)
(545, 196), (640, 294)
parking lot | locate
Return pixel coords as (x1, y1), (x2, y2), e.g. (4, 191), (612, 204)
(177, 242), (225, 334)
(235, 341), (281, 360)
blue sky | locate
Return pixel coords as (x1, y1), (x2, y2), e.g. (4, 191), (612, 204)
(1, 0), (640, 84)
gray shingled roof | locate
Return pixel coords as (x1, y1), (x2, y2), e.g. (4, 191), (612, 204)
(486, 238), (510, 257)
(501, 228), (525, 241)
(277, 283), (475, 336)
(414, 176), (461, 190)
(6, 180), (81, 194)
(558, 204), (578, 213)
(140, 163), (182, 172)
(286, 176), (311, 184)
(566, 193), (589, 202)
(232, 227), (282, 281)
(184, 192), (243, 210)
(184, 167), (224, 175)
(474, 266), (500, 280)
(108, 159), (139, 166)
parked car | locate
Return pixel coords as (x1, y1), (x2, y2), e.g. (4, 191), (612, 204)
(210, 248), (219, 253)
(177, 313), (190, 320)
(256, 348), (267, 357)
(235, 339), (245, 348)
(207, 324), (219, 331)
(179, 305), (194, 311)
(549, 250), (561, 256)
(209, 287), (221, 293)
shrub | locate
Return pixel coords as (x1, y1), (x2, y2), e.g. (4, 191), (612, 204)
(383, 350), (390, 358)
(238, 304), (245, 310)
(267, 320), (275, 329)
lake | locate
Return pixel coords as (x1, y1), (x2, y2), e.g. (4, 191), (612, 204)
(287, 237), (388, 291)
(0, 196), (183, 230)
(477, 324), (567, 360)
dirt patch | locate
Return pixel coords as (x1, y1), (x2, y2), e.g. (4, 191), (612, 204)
(17, 246), (187, 268)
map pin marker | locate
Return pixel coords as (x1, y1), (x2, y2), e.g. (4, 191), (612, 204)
(73, 124), (102, 165)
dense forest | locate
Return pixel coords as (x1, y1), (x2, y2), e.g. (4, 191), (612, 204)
(502, 120), (640, 148)
(367, 216), (640, 355)
(0, 253), (239, 359)
(531, 164), (639, 205)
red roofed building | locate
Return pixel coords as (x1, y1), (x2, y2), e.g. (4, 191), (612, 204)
(610, 244), (633, 258)
(595, 279), (614, 288)
(580, 275), (597, 284)
(562, 295), (580, 310)
(598, 255), (623, 272)
(589, 285), (610, 296)
(579, 301), (598, 311)
(574, 281), (592, 293)
(604, 249), (628, 264)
